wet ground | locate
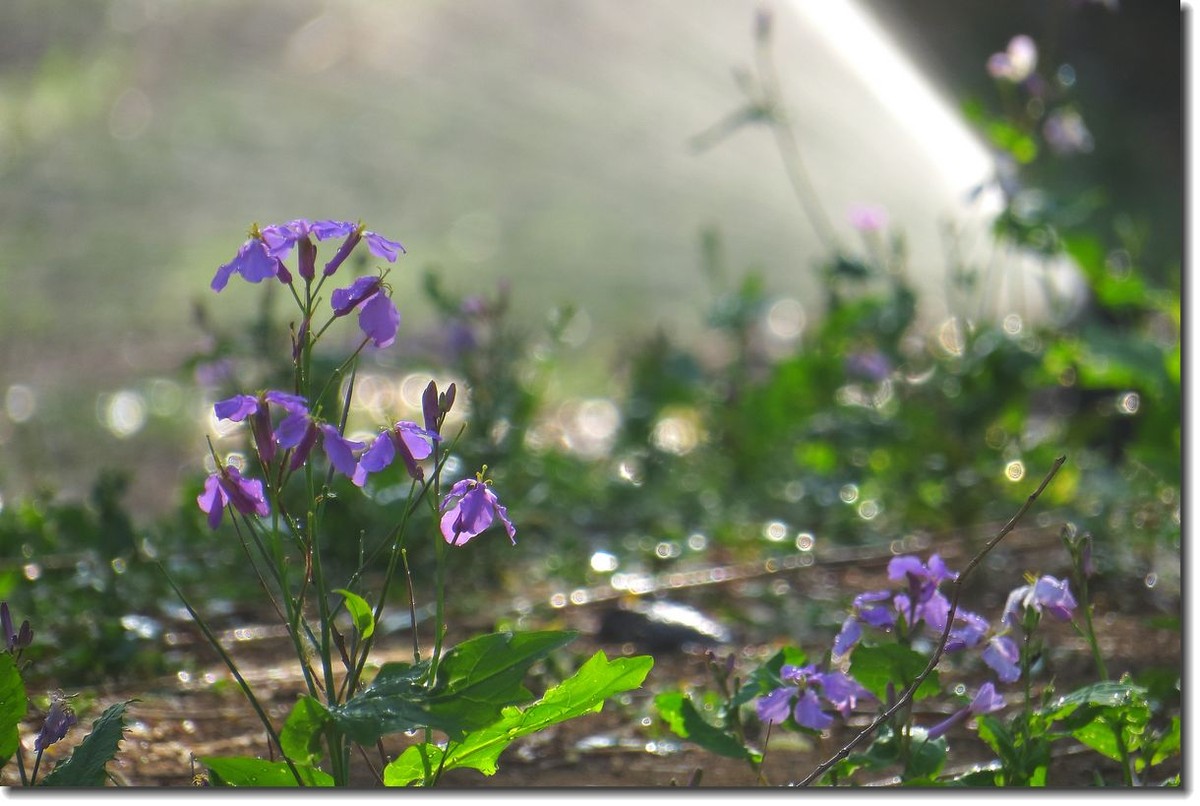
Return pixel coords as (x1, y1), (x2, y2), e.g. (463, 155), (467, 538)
(8, 524), (1182, 788)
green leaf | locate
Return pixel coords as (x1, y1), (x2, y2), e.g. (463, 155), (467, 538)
(1150, 716), (1181, 767)
(202, 756), (333, 787)
(655, 691), (759, 762)
(280, 696), (330, 767)
(904, 733), (947, 781)
(332, 630), (576, 745)
(327, 660), (437, 745)
(0, 652), (27, 767)
(849, 644), (939, 702)
(1040, 679), (1150, 762)
(424, 630), (578, 735)
(40, 701), (133, 786)
(384, 651), (652, 786)
(333, 588), (374, 640)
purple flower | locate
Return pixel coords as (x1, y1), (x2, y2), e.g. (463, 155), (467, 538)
(214, 391), (311, 463)
(352, 421), (441, 486)
(440, 476), (516, 547)
(819, 670), (873, 718)
(319, 424), (364, 478)
(36, 693), (77, 753)
(755, 686), (795, 725)
(197, 465), (270, 529)
(927, 682), (1007, 740)
(793, 689), (834, 731)
(755, 664), (873, 731)
(845, 350), (892, 383)
(848, 203), (888, 233)
(945, 609), (991, 651)
(1002, 575), (1077, 626)
(889, 554), (956, 632)
(331, 276), (383, 316)
(1042, 108), (1094, 155)
(987, 34), (1038, 82)
(310, 220), (405, 264)
(832, 589), (894, 657)
(211, 234), (284, 292)
(330, 275), (401, 348)
(358, 288), (401, 348)
(982, 635), (1021, 683)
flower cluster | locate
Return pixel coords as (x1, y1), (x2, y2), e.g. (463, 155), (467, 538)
(211, 218), (405, 348)
(198, 219), (518, 551)
(832, 554), (990, 659)
(755, 663), (873, 731)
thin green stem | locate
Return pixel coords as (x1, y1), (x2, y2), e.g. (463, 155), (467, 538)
(1077, 579), (1109, 681)
(160, 566), (306, 786)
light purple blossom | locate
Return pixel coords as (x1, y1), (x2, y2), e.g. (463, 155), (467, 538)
(987, 34), (1038, 83)
(754, 664), (872, 731)
(890, 554), (956, 632)
(440, 477), (517, 547)
(319, 424), (364, 478)
(1043, 108), (1094, 155)
(1002, 575), (1077, 626)
(214, 391), (311, 463)
(197, 465), (270, 529)
(35, 693), (77, 753)
(945, 609), (991, 651)
(211, 235), (283, 291)
(848, 203), (888, 233)
(352, 421), (441, 486)
(982, 635), (1022, 683)
(927, 682), (1007, 740)
(358, 287), (401, 348)
(330, 275), (401, 348)
(832, 589), (894, 657)
(310, 220), (405, 264)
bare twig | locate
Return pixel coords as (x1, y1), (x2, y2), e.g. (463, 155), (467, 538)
(795, 455), (1067, 787)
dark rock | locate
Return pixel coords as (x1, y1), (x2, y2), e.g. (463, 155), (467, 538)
(596, 599), (732, 653)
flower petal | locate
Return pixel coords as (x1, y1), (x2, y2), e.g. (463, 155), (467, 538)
(358, 291), (401, 348)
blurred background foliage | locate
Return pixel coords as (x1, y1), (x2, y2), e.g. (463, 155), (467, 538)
(0, 0), (1181, 686)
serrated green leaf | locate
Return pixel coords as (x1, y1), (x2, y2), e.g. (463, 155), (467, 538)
(333, 589), (374, 640)
(0, 652), (27, 767)
(40, 701), (133, 787)
(384, 651), (651, 786)
(280, 696), (330, 767)
(202, 756), (333, 787)
(849, 644), (939, 702)
(655, 691), (758, 762)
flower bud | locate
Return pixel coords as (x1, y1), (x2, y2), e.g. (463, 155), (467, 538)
(422, 380), (440, 434)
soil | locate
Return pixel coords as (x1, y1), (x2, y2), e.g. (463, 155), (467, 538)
(6, 525), (1182, 789)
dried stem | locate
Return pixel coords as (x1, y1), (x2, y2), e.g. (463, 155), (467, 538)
(795, 455), (1067, 787)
